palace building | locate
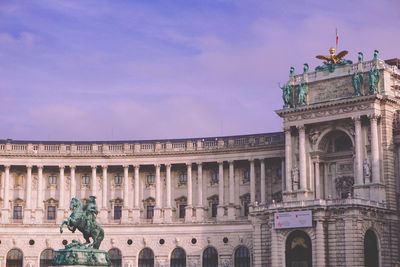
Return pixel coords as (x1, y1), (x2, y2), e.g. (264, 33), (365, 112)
(0, 52), (400, 267)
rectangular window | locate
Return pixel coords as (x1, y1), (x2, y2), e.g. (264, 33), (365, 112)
(48, 175), (57, 184)
(179, 174), (187, 183)
(47, 206), (56, 220)
(179, 204), (187, 218)
(243, 170), (250, 181)
(13, 206), (22, 220)
(114, 175), (122, 185)
(82, 175), (90, 184)
(212, 203), (218, 217)
(114, 206), (122, 220)
(146, 205), (154, 219)
(212, 172), (219, 183)
(147, 175), (155, 184)
(244, 202), (249, 217)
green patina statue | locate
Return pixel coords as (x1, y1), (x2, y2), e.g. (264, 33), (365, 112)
(352, 72), (364, 97)
(373, 49), (379, 60)
(303, 63), (309, 73)
(290, 66), (295, 76)
(297, 82), (308, 105)
(358, 52), (364, 63)
(53, 196), (110, 266)
(60, 196), (104, 249)
(369, 65), (380, 94)
(315, 47), (353, 73)
(279, 83), (293, 108)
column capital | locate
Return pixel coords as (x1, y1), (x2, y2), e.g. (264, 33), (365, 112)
(217, 161), (224, 165)
(195, 162), (202, 166)
(91, 165), (97, 169)
(297, 124), (305, 131)
(101, 165), (108, 169)
(283, 126), (291, 132)
(186, 162), (192, 167)
(165, 163), (171, 168)
(133, 164), (140, 169)
(368, 114), (380, 121)
(4, 164), (10, 169)
(122, 164), (129, 169)
(249, 158), (255, 163)
(59, 165), (65, 170)
(37, 164), (44, 169)
(227, 160), (234, 164)
(26, 164), (33, 169)
(352, 115), (361, 122)
(69, 165), (76, 170)
(154, 163), (161, 168)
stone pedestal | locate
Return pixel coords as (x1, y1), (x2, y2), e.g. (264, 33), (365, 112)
(195, 206), (204, 222)
(185, 206), (193, 222)
(227, 205), (236, 221)
(217, 206), (225, 221)
(369, 183), (385, 203)
(121, 208), (129, 224)
(1, 209), (9, 224)
(164, 208), (172, 223)
(153, 208), (163, 223)
(53, 246), (110, 266)
(131, 208), (140, 223)
(35, 208), (44, 224)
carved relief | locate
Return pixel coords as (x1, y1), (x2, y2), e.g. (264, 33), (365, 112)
(335, 176), (354, 199)
(308, 128), (321, 145)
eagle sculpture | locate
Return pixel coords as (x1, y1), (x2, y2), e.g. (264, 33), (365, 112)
(316, 47), (348, 65)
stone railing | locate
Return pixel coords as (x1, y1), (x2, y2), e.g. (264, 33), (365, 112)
(0, 132), (284, 156)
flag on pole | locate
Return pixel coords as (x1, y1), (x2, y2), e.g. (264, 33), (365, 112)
(336, 28), (338, 48)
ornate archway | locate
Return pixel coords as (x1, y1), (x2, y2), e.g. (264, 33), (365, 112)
(40, 249), (55, 267)
(138, 248), (154, 267)
(364, 229), (379, 267)
(6, 249), (23, 267)
(285, 230), (312, 267)
(202, 247), (218, 267)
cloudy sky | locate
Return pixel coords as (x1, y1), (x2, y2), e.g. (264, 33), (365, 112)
(0, 0), (399, 141)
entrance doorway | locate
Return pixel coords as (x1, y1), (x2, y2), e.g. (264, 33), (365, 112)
(364, 229), (379, 267)
(285, 230), (312, 267)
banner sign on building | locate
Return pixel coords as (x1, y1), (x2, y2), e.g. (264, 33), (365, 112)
(274, 210), (312, 229)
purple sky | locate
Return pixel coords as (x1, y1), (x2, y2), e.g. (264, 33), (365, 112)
(0, 0), (399, 141)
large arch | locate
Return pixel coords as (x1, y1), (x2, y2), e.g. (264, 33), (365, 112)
(108, 248), (122, 267)
(170, 247), (186, 267)
(40, 248), (55, 267)
(202, 246), (218, 267)
(6, 248), (23, 267)
(138, 248), (154, 267)
(364, 229), (380, 267)
(285, 230), (312, 267)
(234, 246), (251, 267)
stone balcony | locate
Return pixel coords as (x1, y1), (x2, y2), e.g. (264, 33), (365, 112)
(0, 132), (284, 157)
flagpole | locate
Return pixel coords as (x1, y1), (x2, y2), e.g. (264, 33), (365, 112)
(336, 28), (338, 50)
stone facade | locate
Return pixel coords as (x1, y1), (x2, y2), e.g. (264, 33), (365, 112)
(0, 56), (400, 267)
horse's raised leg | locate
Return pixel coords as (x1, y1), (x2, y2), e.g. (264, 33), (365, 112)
(59, 220), (68, 233)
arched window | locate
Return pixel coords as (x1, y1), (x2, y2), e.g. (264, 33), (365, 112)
(6, 249), (23, 267)
(138, 248), (154, 267)
(203, 247), (218, 267)
(171, 247), (186, 267)
(285, 230), (312, 267)
(234, 246), (250, 267)
(40, 249), (55, 267)
(108, 248), (122, 267)
(364, 229), (379, 267)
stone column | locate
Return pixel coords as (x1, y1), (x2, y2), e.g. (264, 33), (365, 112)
(281, 158), (285, 196)
(91, 165), (97, 196)
(354, 116), (363, 185)
(2, 165), (10, 223)
(24, 165), (33, 224)
(102, 166), (108, 208)
(59, 165), (65, 209)
(121, 165), (129, 223)
(227, 160), (235, 220)
(164, 163), (172, 222)
(123, 165), (129, 208)
(250, 159), (256, 203)
(217, 161), (225, 219)
(284, 127), (292, 191)
(153, 164), (162, 222)
(196, 162), (204, 222)
(26, 165), (32, 210)
(315, 159), (321, 199)
(132, 165), (140, 222)
(315, 219), (327, 266)
(70, 165), (76, 200)
(260, 159), (266, 204)
(37, 165), (44, 209)
(369, 115), (380, 183)
(298, 125), (307, 190)
(185, 163), (193, 222)
(56, 165), (66, 224)
(100, 165), (108, 223)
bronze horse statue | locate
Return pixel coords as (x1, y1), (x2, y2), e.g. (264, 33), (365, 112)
(60, 197), (104, 249)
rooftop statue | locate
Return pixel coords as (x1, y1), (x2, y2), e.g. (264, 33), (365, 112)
(373, 49), (379, 60)
(315, 47), (353, 72)
(369, 65), (380, 94)
(303, 63), (309, 73)
(54, 196), (110, 266)
(290, 66), (295, 76)
(297, 82), (308, 105)
(358, 52), (364, 63)
(279, 83), (293, 108)
(352, 72), (364, 97)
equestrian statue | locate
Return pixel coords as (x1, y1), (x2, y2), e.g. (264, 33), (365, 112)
(60, 196), (104, 249)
